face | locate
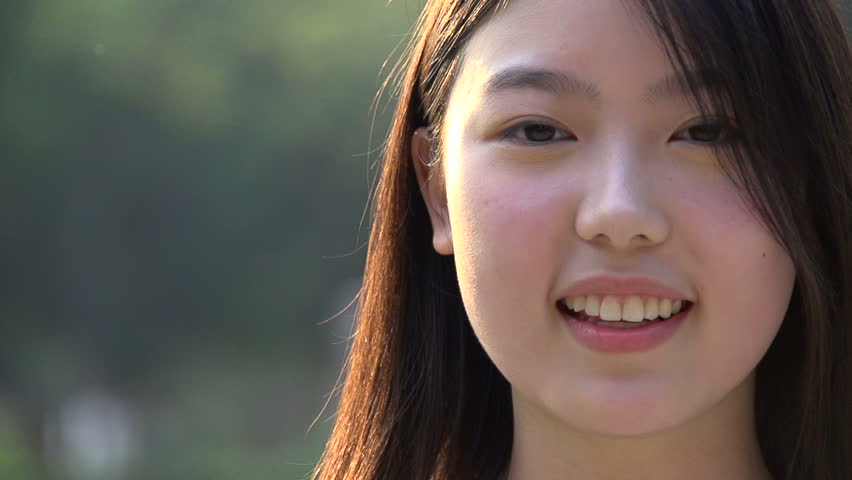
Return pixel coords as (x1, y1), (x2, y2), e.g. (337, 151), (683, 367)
(413, 0), (796, 437)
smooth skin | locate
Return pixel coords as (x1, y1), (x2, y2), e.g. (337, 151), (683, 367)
(412, 0), (793, 478)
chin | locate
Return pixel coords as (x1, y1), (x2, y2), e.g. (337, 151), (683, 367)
(546, 384), (695, 438)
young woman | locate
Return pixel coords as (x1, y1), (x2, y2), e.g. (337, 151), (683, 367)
(311, 0), (852, 478)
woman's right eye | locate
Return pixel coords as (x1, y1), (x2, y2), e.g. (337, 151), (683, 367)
(501, 121), (576, 144)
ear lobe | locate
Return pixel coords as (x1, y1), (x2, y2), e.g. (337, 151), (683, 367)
(411, 127), (454, 255)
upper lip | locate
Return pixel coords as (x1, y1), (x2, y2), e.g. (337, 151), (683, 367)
(558, 274), (693, 302)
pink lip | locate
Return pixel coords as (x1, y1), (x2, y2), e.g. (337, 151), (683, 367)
(557, 274), (692, 302)
(560, 305), (690, 354)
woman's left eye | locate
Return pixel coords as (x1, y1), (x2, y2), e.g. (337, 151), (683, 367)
(671, 119), (739, 145)
(501, 121), (575, 144)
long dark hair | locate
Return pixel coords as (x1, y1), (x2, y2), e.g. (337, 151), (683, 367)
(310, 1), (852, 478)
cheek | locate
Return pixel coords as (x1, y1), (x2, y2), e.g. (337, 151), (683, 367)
(678, 177), (795, 308)
(448, 161), (574, 284)
(445, 156), (578, 339)
(673, 176), (796, 373)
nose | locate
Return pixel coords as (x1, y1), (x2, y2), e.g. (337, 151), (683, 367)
(574, 147), (670, 250)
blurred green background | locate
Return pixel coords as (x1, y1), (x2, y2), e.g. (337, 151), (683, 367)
(0, 0), (418, 478)
(2, 1), (850, 479)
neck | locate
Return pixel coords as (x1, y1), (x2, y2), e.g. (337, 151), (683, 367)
(504, 374), (772, 480)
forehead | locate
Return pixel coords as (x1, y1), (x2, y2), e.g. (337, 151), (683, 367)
(451, 0), (676, 104)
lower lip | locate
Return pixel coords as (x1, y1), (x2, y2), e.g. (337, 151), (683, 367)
(561, 305), (690, 354)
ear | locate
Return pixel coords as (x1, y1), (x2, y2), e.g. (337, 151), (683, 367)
(411, 127), (454, 255)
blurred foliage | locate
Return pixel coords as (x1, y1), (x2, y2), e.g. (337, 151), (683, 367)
(1, 0), (417, 478)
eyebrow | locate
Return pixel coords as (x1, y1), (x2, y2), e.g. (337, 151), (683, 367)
(482, 65), (719, 105)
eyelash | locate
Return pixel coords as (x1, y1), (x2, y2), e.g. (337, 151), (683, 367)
(671, 117), (740, 145)
(499, 117), (741, 146)
(500, 120), (575, 145)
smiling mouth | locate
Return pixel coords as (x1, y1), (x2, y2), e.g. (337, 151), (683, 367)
(557, 299), (694, 329)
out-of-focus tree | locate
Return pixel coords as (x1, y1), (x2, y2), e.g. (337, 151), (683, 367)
(1, 1), (415, 478)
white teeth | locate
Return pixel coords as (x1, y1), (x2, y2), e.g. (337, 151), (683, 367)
(585, 296), (601, 316)
(599, 296), (622, 321)
(644, 297), (659, 320)
(659, 298), (672, 318)
(563, 295), (688, 322)
(622, 296), (645, 323)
